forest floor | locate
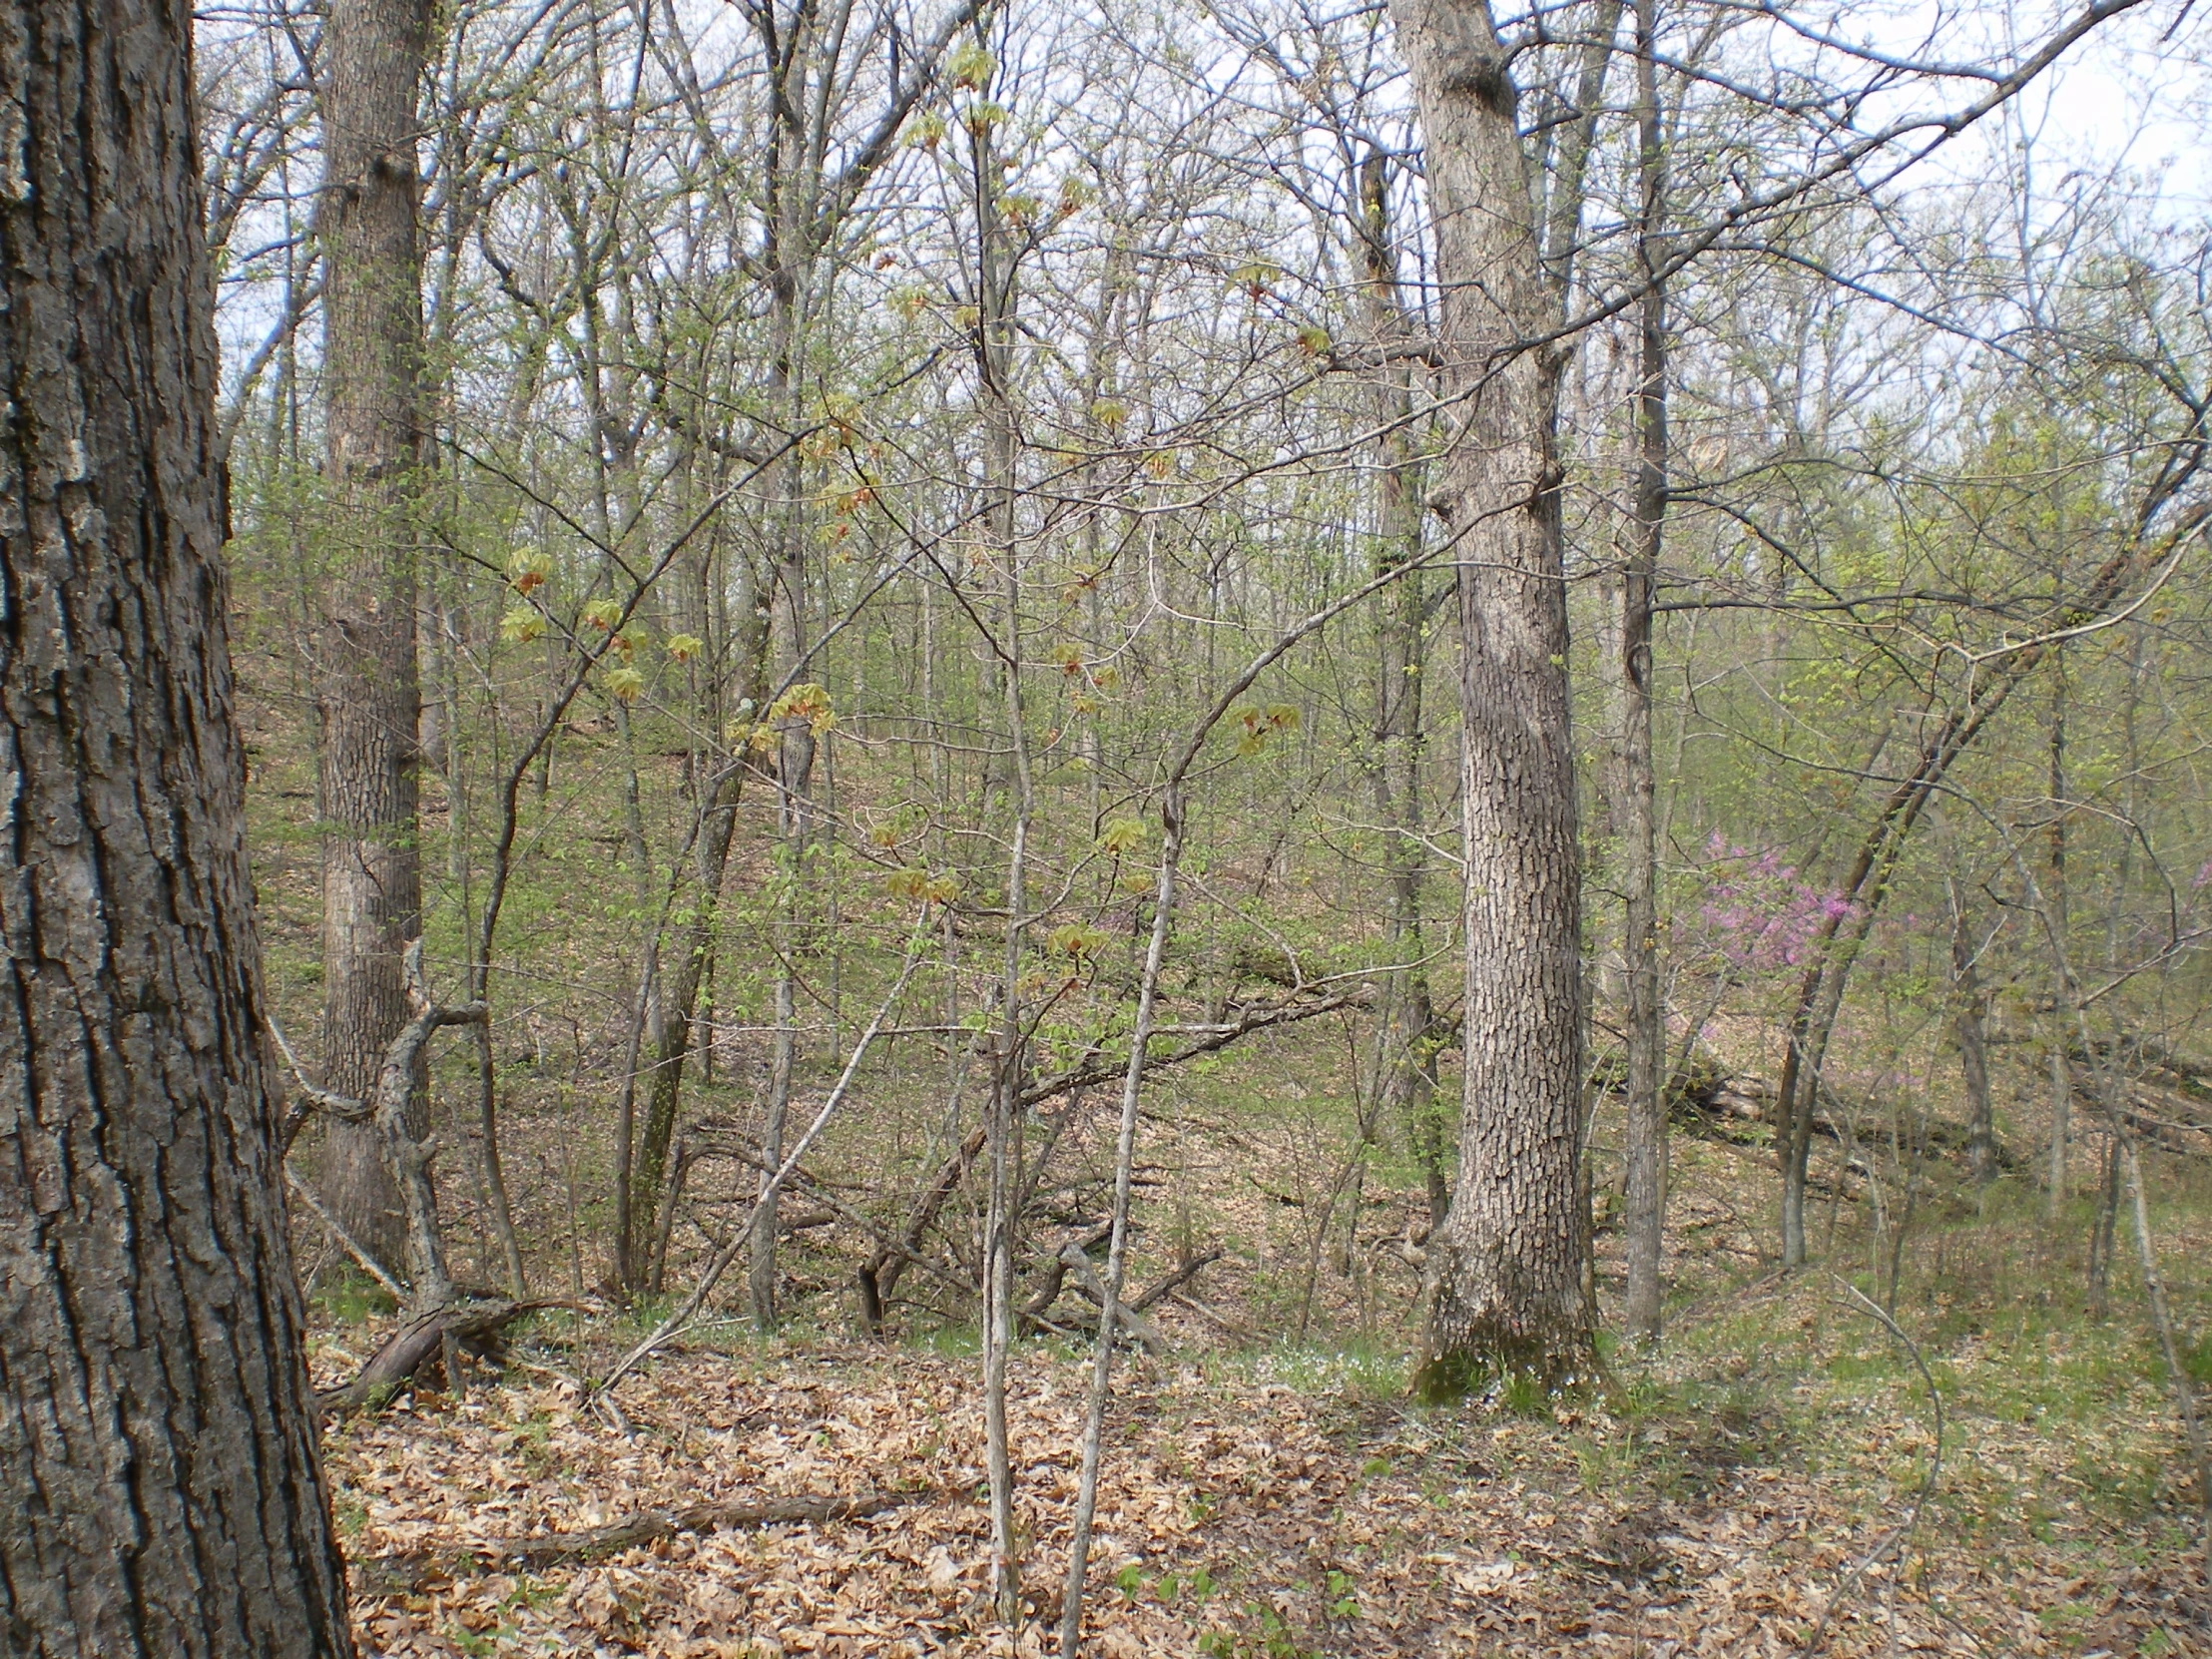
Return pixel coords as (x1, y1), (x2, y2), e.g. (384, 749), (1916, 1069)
(316, 1137), (2212, 1659)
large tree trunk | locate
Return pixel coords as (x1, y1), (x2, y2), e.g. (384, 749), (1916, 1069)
(315, 0), (431, 1267)
(1391, 0), (1596, 1394)
(0, 0), (355, 1643)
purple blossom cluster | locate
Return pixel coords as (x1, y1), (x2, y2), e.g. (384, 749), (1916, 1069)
(1688, 831), (1859, 973)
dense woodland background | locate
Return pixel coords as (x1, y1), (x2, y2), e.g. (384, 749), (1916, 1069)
(188, 0), (2212, 1645)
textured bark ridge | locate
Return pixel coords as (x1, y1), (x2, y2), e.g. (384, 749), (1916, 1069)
(0, 0), (356, 1646)
(314, 0), (432, 1265)
(1389, 0), (1596, 1394)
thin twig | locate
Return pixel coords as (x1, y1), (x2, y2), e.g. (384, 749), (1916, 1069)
(284, 1163), (406, 1302)
(594, 927), (926, 1396)
(269, 1014), (369, 1154)
(1803, 1279), (1943, 1656)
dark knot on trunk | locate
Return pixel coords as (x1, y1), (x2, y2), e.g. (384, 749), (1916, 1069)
(1442, 55), (1515, 119)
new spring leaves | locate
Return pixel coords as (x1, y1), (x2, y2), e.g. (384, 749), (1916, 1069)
(497, 551), (702, 703)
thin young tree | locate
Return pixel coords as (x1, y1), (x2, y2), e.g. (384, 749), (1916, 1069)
(1617, 0), (1669, 1344)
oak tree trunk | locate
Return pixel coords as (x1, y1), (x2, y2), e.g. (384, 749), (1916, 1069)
(314, 0), (431, 1267)
(0, 0), (355, 1642)
(1391, 0), (1596, 1393)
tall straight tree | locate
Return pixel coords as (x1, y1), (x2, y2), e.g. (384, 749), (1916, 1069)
(1617, 0), (1669, 1344)
(1358, 147), (1449, 1225)
(0, 0), (356, 1641)
(315, 0), (432, 1263)
(1391, 0), (1597, 1391)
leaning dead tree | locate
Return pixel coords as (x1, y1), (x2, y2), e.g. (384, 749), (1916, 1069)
(276, 942), (550, 1415)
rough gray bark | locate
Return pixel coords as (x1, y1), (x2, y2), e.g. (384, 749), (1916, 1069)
(1619, 0), (1668, 1345)
(1389, 0), (1596, 1392)
(0, 0), (356, 1641)
(315, 0), (432, 1267)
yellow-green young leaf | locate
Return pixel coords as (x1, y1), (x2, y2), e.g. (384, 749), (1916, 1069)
(885, 867), (929, 900)
(923, 873), (960, 905)
(1296, 324), (1331, 356)
(506, 549), (552, 595)
(604, 665), (645, 702)
(1046, 923), (1109, 959)
(769, 682), (837, 736)
(947, 41), (995, 89)
(1099, 817), (1146, 853)
(1089, 397), (1128, 431)
(1231, 260), (1281, 297)
(581, 598), (623, 631)
(499, 607), (544, 645)
(907, 111), (947, 150)
(665, 633), (704, 663)
(1266, 703), (1301, 731)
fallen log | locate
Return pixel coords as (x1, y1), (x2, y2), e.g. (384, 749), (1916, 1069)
(2079, 1067), (2212, 1156)
(1022, 1243), (1225, 1352)
(350, 1491), (908, 1594)
(1661, 1057), (2022, 1171)
(1983, 1029), (2212, 1154)
(318, 1299), (574, 1419)
(1129, 1246), (1226, 1315)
